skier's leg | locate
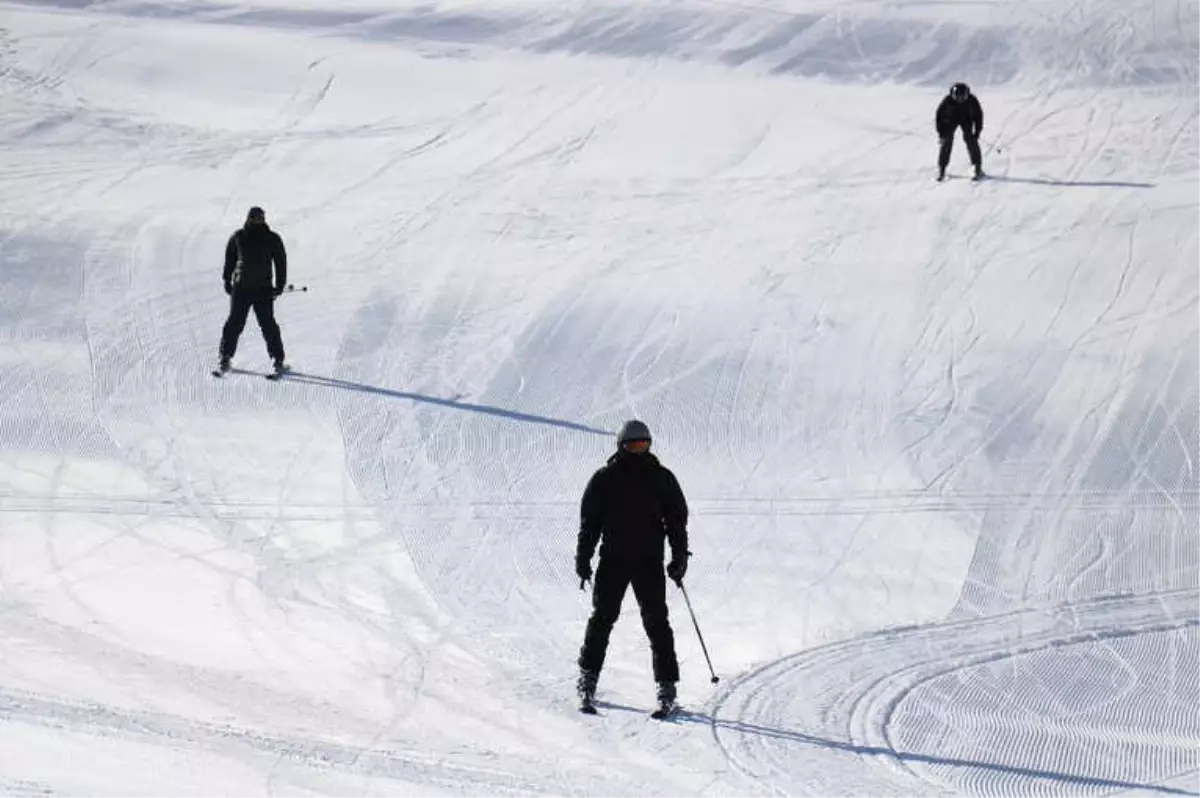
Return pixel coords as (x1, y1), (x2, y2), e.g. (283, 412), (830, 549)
(937, 135), (953, 178)
(251, 294), (285, 363)
(219, 293), (253, 361)
(965, 132), (983, 175)
(631, 562), (679, 684)
(578, 558), (630, 678)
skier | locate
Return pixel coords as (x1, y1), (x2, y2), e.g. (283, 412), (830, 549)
(575, 420), (690, 716)
(216, 206), (288, 376)
(935, 82), (985, 181)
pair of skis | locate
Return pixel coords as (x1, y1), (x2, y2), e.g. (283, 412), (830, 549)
(211, 364), (291, 381)
(579, 697), (681, 720)
(938, 171), (987, 182)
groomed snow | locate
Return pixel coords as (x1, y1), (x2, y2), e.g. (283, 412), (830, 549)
(0, 0), (1196, 794)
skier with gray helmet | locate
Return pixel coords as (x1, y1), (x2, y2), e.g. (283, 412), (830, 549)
(575, 419), (690, 716)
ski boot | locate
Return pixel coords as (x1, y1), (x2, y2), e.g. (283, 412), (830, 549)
(268, 358), (290, 380)
(577, 670), (598, 714)
(651, 681), (677, 719)
(212, 356), (231, 378)
(972, 163), (985, 181)
(936, 166), (946, 182)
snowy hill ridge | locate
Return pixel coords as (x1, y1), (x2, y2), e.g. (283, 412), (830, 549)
(0, 0), (1196, 795)
(7, 0), (1198, 87)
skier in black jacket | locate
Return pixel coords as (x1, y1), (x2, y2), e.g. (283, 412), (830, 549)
(575, 419), (690, 713)
(216, 206), (288, 375)
(935, 82), (985, 181)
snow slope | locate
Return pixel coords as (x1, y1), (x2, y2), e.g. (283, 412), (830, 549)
(0, 0), (1196, 794)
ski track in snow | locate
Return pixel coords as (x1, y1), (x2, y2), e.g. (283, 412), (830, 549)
(710, 590), (1199, 796)
(0, 0), (1197, 794)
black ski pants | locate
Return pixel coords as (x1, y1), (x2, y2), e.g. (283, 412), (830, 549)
(938, 123), (982, 170)
(220, 289), (285, 362)
(578, 556), (679, 684)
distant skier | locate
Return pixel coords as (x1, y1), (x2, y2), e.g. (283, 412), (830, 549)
(575, 420), (690, 716)
(936, 82), (984, 181)
(216, 206), (289, 376)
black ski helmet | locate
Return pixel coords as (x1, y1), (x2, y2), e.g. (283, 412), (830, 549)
(617, 419), (651, 446)
(247, 206), (266, 222)
(949, 82), (971, 102)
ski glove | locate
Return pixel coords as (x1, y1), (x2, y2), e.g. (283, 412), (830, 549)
(224, 280), (233, 296)
(576, 558), (593, 590)
(273, 284), (284, 298)
(666, 554), (688, 585)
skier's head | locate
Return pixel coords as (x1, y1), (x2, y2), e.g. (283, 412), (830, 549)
(949, 82), (971, 103)
(246, 206), (266, 225)
(617, 419), (652, 453)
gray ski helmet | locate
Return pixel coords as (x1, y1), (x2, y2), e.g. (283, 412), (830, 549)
(617, 419), (652, 446)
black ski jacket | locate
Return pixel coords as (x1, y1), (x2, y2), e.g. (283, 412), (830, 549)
(224, 223), (287, 294)
(577, 450), (689, 567)
(935, 94), (983, 138)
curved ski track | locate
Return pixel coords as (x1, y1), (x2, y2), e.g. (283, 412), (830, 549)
(709, 590), (1199, 796)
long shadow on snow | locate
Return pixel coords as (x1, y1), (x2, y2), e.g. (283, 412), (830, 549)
(987, 175), (1156, 189)
(284, 371), (610, 437)
(651, 711), (1196, 796)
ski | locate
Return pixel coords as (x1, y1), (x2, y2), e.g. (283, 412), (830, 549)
(210, 366), (289, 380)
(650, 702), (679, 720)
(935, 172), (986, 182)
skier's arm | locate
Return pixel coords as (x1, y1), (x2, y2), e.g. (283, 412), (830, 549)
(223, 234), (238, 283)
(935, 99), (950, 136)
(661, 470), (689, 563)
(273, 233), (288, 291)
(972, 97), (984, 137)
(577, 471), (604, 566)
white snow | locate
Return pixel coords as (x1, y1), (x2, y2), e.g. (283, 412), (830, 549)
(0, 0), (1196, 794)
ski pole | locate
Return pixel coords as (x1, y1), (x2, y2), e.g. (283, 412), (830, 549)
(676, 581), (719, 684)
(280, 284), (308, 295)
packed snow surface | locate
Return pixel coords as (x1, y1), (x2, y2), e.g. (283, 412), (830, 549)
(0, 0), (1196, 794)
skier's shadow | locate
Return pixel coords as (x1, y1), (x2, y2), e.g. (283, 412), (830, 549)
(661, 711), (1192, 795)
(987, 175), (1155, 189)
(282, 371), (609, 436)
